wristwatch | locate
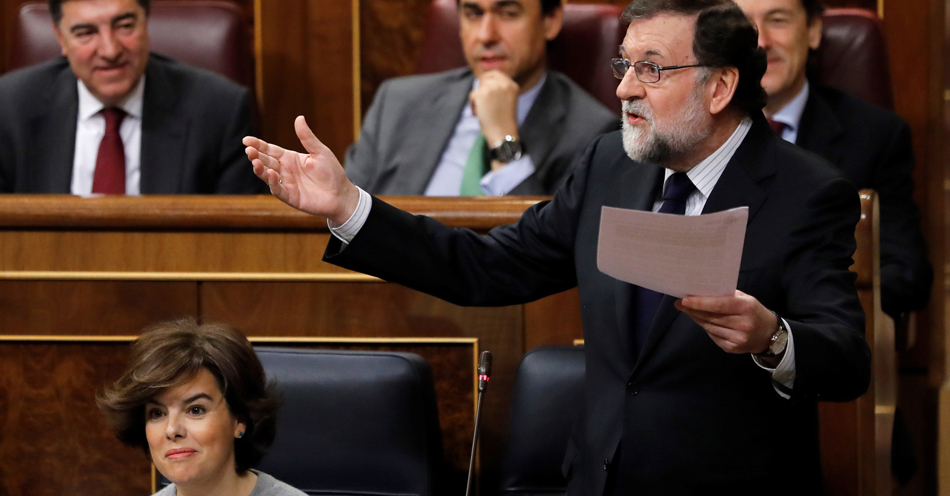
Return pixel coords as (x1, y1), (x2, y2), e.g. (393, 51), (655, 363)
(488, 135), (524, 163)
(759, 311), (789, 357)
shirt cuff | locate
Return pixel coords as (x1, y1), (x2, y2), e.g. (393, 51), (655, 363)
(328, 187), (372, 244)
(480, 155), (535, 196)
(751, 317), (796, 399)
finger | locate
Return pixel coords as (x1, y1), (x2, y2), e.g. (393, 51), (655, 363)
(258, 164), (284, 197)
(246, 147), (282, 173)
(678, 293), (744, 315)
(242, 135), (288, 160)
(294, 115), (327, 157)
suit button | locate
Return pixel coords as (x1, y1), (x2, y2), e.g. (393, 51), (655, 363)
(627, 381), (639, 395)
(604, 458), (609, 471)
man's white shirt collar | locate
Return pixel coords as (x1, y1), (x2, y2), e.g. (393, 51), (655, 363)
(77, 75), (146, 121)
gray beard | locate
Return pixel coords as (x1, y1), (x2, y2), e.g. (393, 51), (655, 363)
(621, 86), (711, 166)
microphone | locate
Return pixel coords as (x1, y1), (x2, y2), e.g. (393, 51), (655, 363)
(465, 351), (493, 496)
(478, 350), (492, 392)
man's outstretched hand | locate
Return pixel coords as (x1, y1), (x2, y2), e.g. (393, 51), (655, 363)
(243, 116), (360, 225)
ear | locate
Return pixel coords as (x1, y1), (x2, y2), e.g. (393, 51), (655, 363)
(543, 6), (564, 41)
(707, 66), (739, 115)
(234, 418), (247, 438)
(807, 16), (822, 50)
(53, 23), (68, 57)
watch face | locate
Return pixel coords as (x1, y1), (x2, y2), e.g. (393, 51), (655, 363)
(490, 137), (523, 163)
(770, 329), (789, 355)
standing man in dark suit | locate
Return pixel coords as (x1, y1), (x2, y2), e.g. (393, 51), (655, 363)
(345, 0), (617, 196)
(736, 0), (933, 321)
(245, 0), (870, 493)
(0, 0), (264, 194)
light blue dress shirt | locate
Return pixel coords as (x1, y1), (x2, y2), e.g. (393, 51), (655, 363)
(769, 81), (810, 144)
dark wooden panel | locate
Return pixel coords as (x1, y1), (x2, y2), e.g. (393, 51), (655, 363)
(258, 0), (355, 157)
(200, 281), (525, 495)
(0, 343), (150, 496)
(524, 288), (583, 350)
(359, 0), (430, 116)
(0, 281), (197, 335)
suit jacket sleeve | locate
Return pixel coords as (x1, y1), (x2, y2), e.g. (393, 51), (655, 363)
(324, 136), (608, 305)
(873, 119), (933, 317)
(212, 88), (267, 193)
(781, 176), (871, 402)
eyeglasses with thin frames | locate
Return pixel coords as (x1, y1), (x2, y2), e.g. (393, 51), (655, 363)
(610, 58), (706, 83)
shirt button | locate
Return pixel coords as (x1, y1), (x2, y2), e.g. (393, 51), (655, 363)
(604, 458), (610, 471)
(627, 381), (639, 395)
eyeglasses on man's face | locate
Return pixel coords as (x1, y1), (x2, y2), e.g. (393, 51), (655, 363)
(610, 58), (706, 83)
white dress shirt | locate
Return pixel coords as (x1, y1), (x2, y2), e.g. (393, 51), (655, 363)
(423, 74), (546, 196)
(769, 81), (810, 145)
(333, 117), (795, 398)
(71, 76), (145, 196)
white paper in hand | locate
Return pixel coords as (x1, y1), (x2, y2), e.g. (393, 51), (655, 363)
(596, 206), (748, 298)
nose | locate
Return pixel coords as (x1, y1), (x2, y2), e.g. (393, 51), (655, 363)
(756, 25), (770, 49)
(616, 66), (645, 102)
(165, 413), (185, 440)
(97, 27), (122, 60)
(475, 13), (500, 45)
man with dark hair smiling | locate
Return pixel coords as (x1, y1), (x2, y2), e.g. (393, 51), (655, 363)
(0, 0), (264, 194)
(344, 0), (617, 196)
(736, 0), (933, 322)
(245, 0), (870, 493)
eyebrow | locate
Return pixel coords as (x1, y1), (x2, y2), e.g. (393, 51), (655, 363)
(618, 45), (664, 60)
(146, 392), (214, 407)
(67, 12), (137, 34)
(764, 8), (795, 17)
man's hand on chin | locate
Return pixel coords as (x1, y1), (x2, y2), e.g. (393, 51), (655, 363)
(243, 115), (360, 225)
(675, 290), (781, 362)
(470, 70), (520, 171)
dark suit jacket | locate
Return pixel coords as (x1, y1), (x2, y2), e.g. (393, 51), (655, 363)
(0, 54), (265, 194)
(344, 68), (618, 195)
(325, 116), (870, 495)
(797, 83), (932, 318)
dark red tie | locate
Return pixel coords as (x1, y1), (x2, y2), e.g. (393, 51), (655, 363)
(767, 118), (786, 135)
(92, 108), (127, 194)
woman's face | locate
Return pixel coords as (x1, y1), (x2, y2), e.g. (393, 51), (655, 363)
(145, 368), (246, 487)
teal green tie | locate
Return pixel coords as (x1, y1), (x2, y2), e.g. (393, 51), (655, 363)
(460, 134), (486, 196)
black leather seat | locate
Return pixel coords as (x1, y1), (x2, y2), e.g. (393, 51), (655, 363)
(501, 346), (585, 496)
(159, 348), (444, 496)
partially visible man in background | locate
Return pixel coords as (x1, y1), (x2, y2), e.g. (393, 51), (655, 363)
(735, 0), (933, 323)
(0, 0), (264, 194)
(344, 0), (617, 196)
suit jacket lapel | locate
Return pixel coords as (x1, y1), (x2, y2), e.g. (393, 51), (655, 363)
(29, 67), (78, 193)
(140, 55), (187, 194)
(795, 86), (844, 167)
(636, 116), (777, 365)
(399, 70), (472, 194)
(519, 74), (567, 173)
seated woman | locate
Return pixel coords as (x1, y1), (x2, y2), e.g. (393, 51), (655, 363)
(98, 319), (306, 496)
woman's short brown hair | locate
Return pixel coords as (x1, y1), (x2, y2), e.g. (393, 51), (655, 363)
(97, 319), (280, 473)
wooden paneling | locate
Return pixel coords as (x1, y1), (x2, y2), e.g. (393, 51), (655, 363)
(257, 0), (355, 156)
(0, 281), (197, 335)
(0, 342), (150, 496)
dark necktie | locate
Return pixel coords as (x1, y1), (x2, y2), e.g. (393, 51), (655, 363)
(92, 108), (127, 195)
(767, 118), (786, 135)
(632, 172), (696, 355)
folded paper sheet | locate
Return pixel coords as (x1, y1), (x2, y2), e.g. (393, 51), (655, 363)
(597, 206), (748, 298)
